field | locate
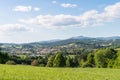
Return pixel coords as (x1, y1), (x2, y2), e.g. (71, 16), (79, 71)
(0, 65), (120, 80)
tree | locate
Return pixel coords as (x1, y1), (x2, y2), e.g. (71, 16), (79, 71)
(81, 53), (95, 68)
(66, 56), (71, 67)
(114, 51), (120, 68)
(94, 48), (117, 68)
(37, 56), (45, 64)
(71, 56), (79, 67)
(53, 52), (66, 67)
(0, 49), (9, 64)
(107, 59), (115, 68)
(86, 53), (95, 67)
(46, 55), (55, 67)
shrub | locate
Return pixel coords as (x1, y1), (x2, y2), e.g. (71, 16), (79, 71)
(39, 64), (45, 67)
(31, 60), (39, 66)
(6, 60), (16, 65)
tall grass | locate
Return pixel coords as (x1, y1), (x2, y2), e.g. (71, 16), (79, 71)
(0, 64), (119, 80)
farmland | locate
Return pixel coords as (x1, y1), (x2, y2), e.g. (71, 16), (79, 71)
(0, 64), (120, 80)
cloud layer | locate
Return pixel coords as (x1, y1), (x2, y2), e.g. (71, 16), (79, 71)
(0, 24), (33, 35)
(3, 1), (120, 35)
(19, 2), (120, 29)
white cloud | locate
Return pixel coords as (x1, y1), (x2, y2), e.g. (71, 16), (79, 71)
(13, 6), (32, 12)
(13, 6), (40, 12)
(0, 24), (34, 35)
(60, 3), (77, 8)
(19, 2), (120, 28)
(104, 2), (120, 20)
(34, 7), (40, 11)
(52, 1), (57, 4)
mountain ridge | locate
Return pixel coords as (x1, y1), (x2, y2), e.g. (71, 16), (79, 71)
(1, 36), (120, 44)
(1, 36), (120, 55)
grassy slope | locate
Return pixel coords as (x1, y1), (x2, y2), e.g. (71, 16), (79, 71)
(0, 64), (120, 80)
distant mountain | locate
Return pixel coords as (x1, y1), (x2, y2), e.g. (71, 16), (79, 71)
(70, 36), (91, 39)
(27, 36), (120, 47)
(70, 36), (93, 39)
(70, 36), (120, 40)
(1, 36), (120, 47)
(96, 36), (120, 40)
(1, 36), (120, 55)
(39, 39), (61, 43)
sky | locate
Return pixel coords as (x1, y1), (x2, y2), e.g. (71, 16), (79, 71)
(0, 0), (120, 43)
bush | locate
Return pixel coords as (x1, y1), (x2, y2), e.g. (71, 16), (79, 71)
(31, 60), (39, 66)
(39, 64), (45, 67)
(6, 60), (16, 65)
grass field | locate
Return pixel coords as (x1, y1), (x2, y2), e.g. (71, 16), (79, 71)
(0, 64), (120, 80)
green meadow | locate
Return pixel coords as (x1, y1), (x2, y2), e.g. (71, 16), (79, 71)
(0, 64), (120, 80)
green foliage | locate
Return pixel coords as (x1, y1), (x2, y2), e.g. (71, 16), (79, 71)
(114, 51), (120, 68)
(53, 52), (66, 67)
(82, 53), (95, 68)
(66, 56), (72, 67)
(46, 55), (55, 67)
(37, 57), (45, 64)
(94, 48), (117, 68)
(71, 56), (79, 67)
(107, 59), (115, 68)
(86, 53), (95, 67)
(39, 64), (45, 67)
(0, 51), (9, 64)
(1, 47), (120, 68)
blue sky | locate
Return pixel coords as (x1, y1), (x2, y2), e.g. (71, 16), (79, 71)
(0, 0), (120, 43)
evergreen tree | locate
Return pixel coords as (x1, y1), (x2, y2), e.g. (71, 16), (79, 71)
(0, 48), (9, 64)
(71, 56), (79, 67)
(81, 53), (95, 68)
(53, 52), (66, 67)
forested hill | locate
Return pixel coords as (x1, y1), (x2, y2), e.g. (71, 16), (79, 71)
(29, 36), (120, 46)
(1, 36), (120, 55)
